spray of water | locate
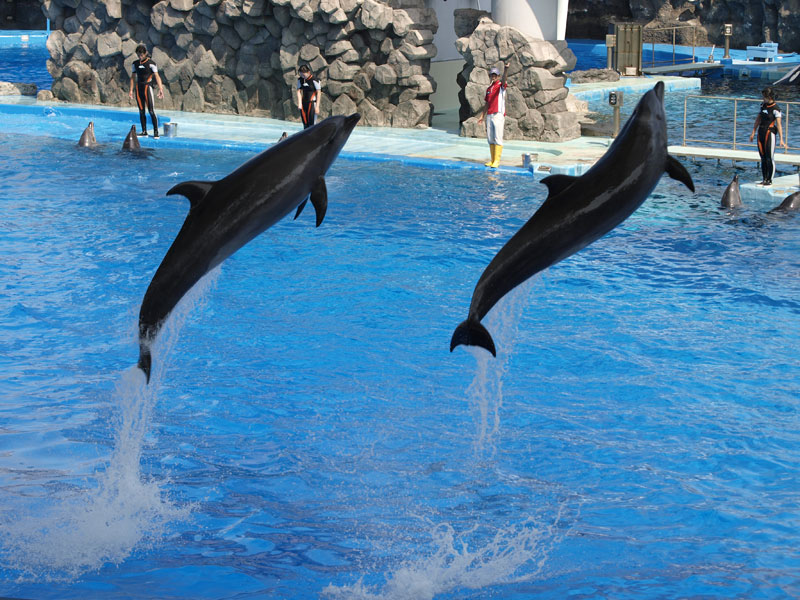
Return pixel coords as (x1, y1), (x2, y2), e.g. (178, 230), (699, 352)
(323, 507), (569, 600)
(0, 269), (219, 582)
(466, 277), (538, 456)
(324, 277), (559, 599)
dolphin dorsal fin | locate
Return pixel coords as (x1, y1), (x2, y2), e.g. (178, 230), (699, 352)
(166, 180), (215, 208)
(541, 174), (580, 199)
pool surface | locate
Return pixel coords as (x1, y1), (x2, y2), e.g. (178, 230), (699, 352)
(2, 36), (800, 599)
(1, 113), (799, 598)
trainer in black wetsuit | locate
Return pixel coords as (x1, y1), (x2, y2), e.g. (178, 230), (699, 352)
(750, 87), (787, 186)
(128, 44), (165, 138)
(296, 65), (321, 129)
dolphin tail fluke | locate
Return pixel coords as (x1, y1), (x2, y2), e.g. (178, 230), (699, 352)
(137, 344), (152, 384)
(666, 155), (695, 192)
(450, 318), (497, 357)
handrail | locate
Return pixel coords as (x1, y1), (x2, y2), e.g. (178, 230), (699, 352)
(643, 25), (698, 67)
(680, 94), (799, 153)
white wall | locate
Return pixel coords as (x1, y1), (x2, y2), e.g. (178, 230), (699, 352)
(427, 0), (569, 58)
(429, 0), (487, 63)
(426, 0), (570, 117)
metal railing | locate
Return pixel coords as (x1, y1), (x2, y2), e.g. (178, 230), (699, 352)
(681, 94), (799, 153)
(642, 25), (699, 67)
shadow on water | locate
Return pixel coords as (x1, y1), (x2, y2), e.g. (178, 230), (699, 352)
(0, 269), (220, 582)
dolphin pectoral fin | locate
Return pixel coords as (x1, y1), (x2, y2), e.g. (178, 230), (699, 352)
(450, 318), (497, 357)
(294, 199), (308, 220)
(166, 180), (215, 208)
(541, 174), (580, 198)
(310, 176), (328, 227)
(666, 155), (695, 192)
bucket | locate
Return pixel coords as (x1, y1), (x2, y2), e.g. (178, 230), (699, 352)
(522, 152), (538, 169)
(164, 122), (178, 137)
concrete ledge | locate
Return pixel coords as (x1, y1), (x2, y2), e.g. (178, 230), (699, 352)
(569, 76), (701, 103)
(740, 174), (800, 202)
(669, 145), (800, 166)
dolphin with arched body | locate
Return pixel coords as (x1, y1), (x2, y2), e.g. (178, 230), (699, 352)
(721, 174), (742, 209)
(451, 82), (694, 356)
(137, 113), (361, 382)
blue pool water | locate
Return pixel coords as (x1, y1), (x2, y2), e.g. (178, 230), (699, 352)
(0, 43), (52, 91)
(1, 102), (799, 599)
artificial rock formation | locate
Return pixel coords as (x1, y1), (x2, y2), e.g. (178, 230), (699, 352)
(567, 0), (800, 53)
(455, 11), (581, 142)
(41, 0), (438, 128)
(0, 81), (37, 95)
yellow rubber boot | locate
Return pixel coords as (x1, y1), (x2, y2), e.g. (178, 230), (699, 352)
(490, 144), (503, 168)
(484, 144), (496, 167)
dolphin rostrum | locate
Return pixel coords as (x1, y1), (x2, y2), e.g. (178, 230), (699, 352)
(768, 191), (800, 213)
(137, 113), (360, 382)
(720, 174), (742, 209)
(78, 121), (98, 148)
(450, 81), (694, 356)
(122, 125), (141, 151)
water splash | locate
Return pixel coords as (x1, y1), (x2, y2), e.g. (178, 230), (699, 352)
(323, 508), (568, 600)
(465, 278), (538, 457)
(0, 269), (220, 582)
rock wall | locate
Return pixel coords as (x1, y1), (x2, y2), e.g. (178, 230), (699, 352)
(42, 0), (438, 128)
(455, 11), (580, 143)
(567, 0), (800, 54)
(0, 0), (47, 29)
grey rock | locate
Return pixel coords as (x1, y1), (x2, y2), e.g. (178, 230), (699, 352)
(0, 81), (37, 95)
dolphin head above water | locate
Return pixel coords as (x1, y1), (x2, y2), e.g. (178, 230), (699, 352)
(78, 121), (97, 148)
(122, 125), (141, 151)
(721, 174), (742, 209)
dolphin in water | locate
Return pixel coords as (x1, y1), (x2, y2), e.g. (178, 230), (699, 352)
(137, 113), (360, 382)
(78, 121), (98, 148)
(720, 174), (742, 209)
(768, 191), (800, 213)
(122, 125), (141, 151)
(450, 81), (694, 356)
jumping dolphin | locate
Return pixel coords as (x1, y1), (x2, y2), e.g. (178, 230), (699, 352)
(122, 125), (141, 151)
(137, 113), (361, 382)
(720, 174), (742, 209)
(450, 81), (694, 356)
(768, 191), (800, 213)
(775, 64), (800, 86)
(78, 122), (98, 148)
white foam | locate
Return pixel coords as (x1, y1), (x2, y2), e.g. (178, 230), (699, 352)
(323, 510), (568, 600)
(0, 269), (220, 582)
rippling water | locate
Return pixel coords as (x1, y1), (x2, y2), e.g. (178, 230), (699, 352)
(0, 117), (799, 599)
(0, 44), (52, 90)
